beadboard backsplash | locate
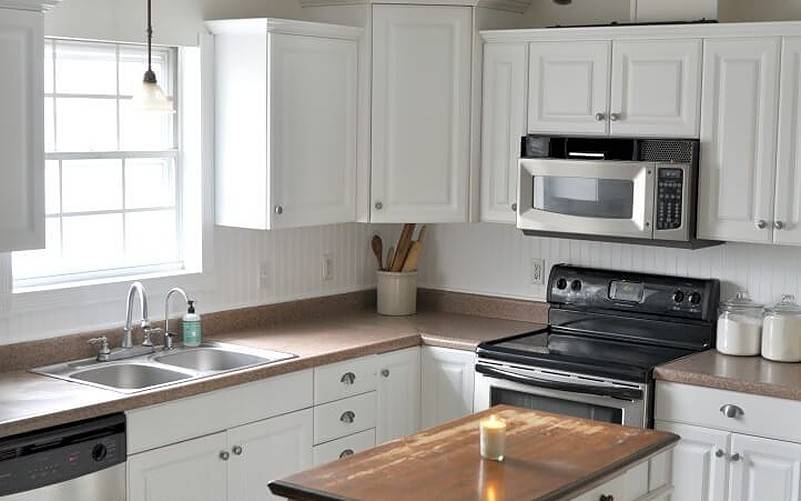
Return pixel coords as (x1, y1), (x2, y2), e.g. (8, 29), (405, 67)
(416, 223), (801, 305)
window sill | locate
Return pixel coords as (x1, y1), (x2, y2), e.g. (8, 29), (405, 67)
(13, 267), (201, 295)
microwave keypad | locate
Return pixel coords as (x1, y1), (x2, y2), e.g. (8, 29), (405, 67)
(657, 168), (683, 230)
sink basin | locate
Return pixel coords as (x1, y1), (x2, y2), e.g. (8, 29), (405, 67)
(154, 348), (272, 372)
(70, 364), (193, 390)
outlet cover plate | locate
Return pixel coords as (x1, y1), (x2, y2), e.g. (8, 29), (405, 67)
(530, 258), (545, 285)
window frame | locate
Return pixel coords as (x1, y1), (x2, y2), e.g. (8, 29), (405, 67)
(14, 37), (185, 290)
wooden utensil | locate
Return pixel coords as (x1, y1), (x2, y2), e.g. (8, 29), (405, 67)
(390, 224), (416, 272)
(401, 241), (422, 272)
(371, 235), (384, 270)
(416, 225), (428, 244)
(386, 246), (395, 272)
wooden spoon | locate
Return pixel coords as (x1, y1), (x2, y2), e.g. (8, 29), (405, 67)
(386, 246), (395, 272)
(371, 235), (384, 270)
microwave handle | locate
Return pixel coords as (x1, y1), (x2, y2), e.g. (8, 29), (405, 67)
(475, 364), (643, 401)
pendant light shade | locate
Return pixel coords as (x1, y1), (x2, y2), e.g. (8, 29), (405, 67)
(132, 0), (173, 113)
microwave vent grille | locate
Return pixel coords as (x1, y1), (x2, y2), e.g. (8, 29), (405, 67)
(638, 139), (694, 163)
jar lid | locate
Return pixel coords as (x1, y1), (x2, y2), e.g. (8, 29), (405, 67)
(720, 291), (763, 312)
(765, 294), (801, 315)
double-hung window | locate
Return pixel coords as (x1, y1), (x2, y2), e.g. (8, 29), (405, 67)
(13, 39), (182, 288)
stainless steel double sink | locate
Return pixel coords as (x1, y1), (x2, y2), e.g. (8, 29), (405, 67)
(32, 342), (296, 393)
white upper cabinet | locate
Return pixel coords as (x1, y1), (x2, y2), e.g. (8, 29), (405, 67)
(371, 5), (472, 223)
(0, 7), (44, 251)
(775, 37), (801, 246)
(697, 38), (781, 244)
(480, 42), (528, 224)
(527, 41), (611, 136)
(210, 19), (360, 230)
(609, 39), (701, 138)
(729, 434), (801, 501)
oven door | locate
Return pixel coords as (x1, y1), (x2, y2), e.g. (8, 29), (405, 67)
(474, 361), (648, 428)
(517, 159), (655, 239)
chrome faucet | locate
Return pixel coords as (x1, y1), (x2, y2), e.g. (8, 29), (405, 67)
(163, 287), (189, 351)
(122, 282), (152, 348)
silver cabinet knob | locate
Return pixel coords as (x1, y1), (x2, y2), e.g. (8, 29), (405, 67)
(715, 449), (725, 458)
(374, 201), (383, 210)
(339, 449), (354, 458)
(381, 369), (390, 378)
(609, 113), (621, 121)
(511, 203), (517, 212)
(340, 410), (356, 424)
(720, 404), (744, 418)
(232, 445), (243, 456)
(775, 220), (786, 230)
(756, 219), (768, 229)
(340, 372), (356, 385)
(274, 205), (283, 215)
(730, 452), (742, 462)
(595, 112), (606, 121)
(219, 451), (230, 461)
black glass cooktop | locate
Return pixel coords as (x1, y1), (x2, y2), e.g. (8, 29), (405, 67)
(476, 327), (695, 383)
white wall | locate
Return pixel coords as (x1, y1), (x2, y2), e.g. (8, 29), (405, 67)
(418, 223), (801, 305)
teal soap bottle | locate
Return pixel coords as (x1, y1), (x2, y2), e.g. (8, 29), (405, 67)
(182, 300), (202, 347)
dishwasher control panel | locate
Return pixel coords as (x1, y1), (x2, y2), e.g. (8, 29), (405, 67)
(0, 414), (125, 496)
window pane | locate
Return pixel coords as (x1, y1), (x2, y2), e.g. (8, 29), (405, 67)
(44, 97), (55, 152)
(56, 98), (117, 151)
(44, 40), (54, 94)
(45, 160), (60, 215)
(125, 210), (178, 266)
(119, 46), (171, 96)
(62, 159), (122, 213)
(62, 213), (124, 272)
(12, 218), (61, 280)
(54, 40), (117, 95)
(125, 158), (175, 209)
(120, 99), (173, 150)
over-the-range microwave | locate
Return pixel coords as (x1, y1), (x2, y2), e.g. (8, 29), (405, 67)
(516, 135), (720, 249)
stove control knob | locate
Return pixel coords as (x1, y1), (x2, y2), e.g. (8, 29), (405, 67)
(570, 280), (582, 292)
(672, 290), (685, 303)
(689, 292), (702, 305)
(556, 278), (568, 290)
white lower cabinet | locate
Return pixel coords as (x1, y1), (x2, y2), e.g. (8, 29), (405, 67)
(655, 381), (801, 501)
(376, 347), (421, 444)
(571, 451), (673, 501)
(313, 429), (376, 466)
(420, 346), (475, 428)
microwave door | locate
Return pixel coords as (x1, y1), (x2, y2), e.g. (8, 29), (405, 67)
(517, 159), (655, 239)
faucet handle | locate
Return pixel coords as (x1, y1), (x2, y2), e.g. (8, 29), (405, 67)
(87, 336), (111, 361)
(142, 327), (162, 348)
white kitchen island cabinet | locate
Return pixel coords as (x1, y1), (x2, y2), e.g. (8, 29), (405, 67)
(209, 18), (361, 230)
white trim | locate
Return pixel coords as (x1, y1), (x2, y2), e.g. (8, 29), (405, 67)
(297, 0), (521, 8)
(0, 0), (61, 12)
(206, 18), (363, 41)
(481, 21), (801, 43)
(46, 150), (179, 160)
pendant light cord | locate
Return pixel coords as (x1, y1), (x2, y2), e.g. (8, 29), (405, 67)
(143, 0), (156, 83)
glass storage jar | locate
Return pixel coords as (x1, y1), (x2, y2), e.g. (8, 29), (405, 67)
(716, 291), (763, 356)
(762, 295), (801, 362)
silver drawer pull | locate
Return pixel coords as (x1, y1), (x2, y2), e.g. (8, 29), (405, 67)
(381, 369), (390, 378)
(340, 410), (356, 424)
(232, 445), (243, 456)
(720, 404), (744, 419)
(730, 452), (742, 462)
(340, 372), (356, 385)
(339, 449), (354, 458)
(715, 449), (725, 458)
(219, 451), (230, 461)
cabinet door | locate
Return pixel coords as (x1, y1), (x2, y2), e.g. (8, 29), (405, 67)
(609, 39), (701, 138)
(730, 434), (801, 501)
(371, 5), (472, 223)
(655, 421), (729, 501)
(480, 42), (528, 224)
(527, 40), (610, 135)
(420, 346), (475, 428)
(697, 38), (781, 243)
(376, 347), (421, 444)
(227, 408), (313, 501)
(269, 33), (358, 229)
(0, 8), (44, 251)
(775, 37), (801, 246)
(127, 432), (228, 501)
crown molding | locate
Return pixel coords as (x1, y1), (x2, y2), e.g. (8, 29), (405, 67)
(297, 0), (533, 13)
(206, 18), (363, 41)
(0, 0), (62, 12)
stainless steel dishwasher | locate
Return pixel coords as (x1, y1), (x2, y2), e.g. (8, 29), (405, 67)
(0, 413), (125, 500)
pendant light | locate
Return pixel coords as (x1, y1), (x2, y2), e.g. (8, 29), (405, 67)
(131, 0), (173, 113)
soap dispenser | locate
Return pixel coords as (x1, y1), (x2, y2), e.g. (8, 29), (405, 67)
(182, 300), (202, 347)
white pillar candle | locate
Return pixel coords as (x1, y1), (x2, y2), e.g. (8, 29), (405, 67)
(480, 415), (507, 461)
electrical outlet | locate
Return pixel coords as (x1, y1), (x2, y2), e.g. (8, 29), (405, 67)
(530, 258), (545, 285)
(259, 261), (271, 290)
(323, 253), (334, 281)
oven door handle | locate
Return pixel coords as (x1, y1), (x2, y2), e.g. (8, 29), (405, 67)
(475, 364), (643, 401)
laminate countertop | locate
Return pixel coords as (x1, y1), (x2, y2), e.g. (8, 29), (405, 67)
(269, 405), (678, 501)
(0, 311), (542, 439)
(654, 349), (801, 401)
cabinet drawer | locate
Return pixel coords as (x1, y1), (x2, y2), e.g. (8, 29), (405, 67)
(313, 428), (376, 466)
(655, 381), (801, 443)
(314, 392), (376, 444)
(314, 355), (377, 405)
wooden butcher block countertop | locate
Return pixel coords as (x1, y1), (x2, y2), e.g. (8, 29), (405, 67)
(269, 405), (678, 501)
